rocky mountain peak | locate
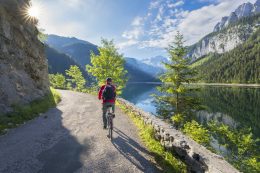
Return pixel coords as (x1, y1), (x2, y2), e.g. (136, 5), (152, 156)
(214, 17), (228, 32)
(213, 1), (259, 32)
(235, 2), (254, 18)
(226, 12), (238, 27)
(254, 0), (260, 13)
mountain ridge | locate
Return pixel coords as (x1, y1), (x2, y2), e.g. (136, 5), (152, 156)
(187, 0), (260, 61)
(45, 35), (160, 82)
(187, 13), (259, 60)
(214, 0), (260, 32)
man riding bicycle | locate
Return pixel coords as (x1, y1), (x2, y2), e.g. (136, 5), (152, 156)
(98, 77), (116, 129)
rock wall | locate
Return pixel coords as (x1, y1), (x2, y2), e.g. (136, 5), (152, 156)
(187, 23), (258, 61)
(0, 0), (49, 114)
(187, 13), (260, 61)
(117, 98), (240, 173)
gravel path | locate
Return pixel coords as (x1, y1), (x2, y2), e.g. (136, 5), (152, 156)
(0, 90), (160, 173)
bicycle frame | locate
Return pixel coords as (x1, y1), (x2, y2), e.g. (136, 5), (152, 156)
(106, 106), (113, 140)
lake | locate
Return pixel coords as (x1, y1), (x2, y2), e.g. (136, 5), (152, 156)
(122, 83), (260, 138)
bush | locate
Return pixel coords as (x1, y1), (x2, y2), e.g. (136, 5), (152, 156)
(183, 120), (210, 146)
(49, 73), (66, 89)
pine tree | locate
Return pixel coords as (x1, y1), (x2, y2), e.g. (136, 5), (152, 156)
(65, 65), (86, 91)
(158, 31), (199, 115)
(86, 39), (128, 94)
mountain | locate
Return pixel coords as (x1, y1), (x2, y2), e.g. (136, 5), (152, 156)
(187, 1), (260, 61)
(45, 35), (99, 68)
(125, 63), (159, 82)
(46, 34), (93, 50)
(45, 35), (158, 82)
(59, 43), (99, 68)
(125, 57), (164, 77)
(192, 28), (260, 83)
(45, 46), (90, 80)
(214, 0), (260, 32)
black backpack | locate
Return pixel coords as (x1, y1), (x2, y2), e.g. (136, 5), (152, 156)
(102, 85), (115, 100)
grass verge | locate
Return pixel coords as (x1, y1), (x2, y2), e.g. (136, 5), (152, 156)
(0, 88), (61, 135)
(118, 102), (187, 173)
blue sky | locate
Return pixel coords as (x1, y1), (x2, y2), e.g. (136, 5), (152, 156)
(32, 0), (256, 59)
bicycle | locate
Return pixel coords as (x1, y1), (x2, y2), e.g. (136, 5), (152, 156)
(106, 105), (115, 140)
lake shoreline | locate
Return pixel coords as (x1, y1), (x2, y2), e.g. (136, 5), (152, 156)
(192, 83), (260, 87)
(127, 82), (260, 87)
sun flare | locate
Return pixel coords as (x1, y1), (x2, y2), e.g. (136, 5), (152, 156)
(21, 2), (42, 23)
(27, 6), (39, 18)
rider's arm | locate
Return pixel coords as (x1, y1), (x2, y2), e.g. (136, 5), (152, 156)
(98, 85), (105, 100)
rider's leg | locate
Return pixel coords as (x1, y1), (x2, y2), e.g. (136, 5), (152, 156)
(102, 103), (108, 128)
(111, 103), (115, 113)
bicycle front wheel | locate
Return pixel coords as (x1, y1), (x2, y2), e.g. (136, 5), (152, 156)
(109, 117), (113, 140)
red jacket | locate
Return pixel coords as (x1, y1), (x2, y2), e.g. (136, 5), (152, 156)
(98, 84), (116, 104)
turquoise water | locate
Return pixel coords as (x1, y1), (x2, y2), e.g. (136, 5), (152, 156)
(122, 83), (260, 138)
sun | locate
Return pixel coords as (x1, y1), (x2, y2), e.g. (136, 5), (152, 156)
(27, 6), (39, 18)
(21, 2), (42, 23)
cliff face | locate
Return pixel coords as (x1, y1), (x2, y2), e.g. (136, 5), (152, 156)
(0, 0), (49, 114)
(187, 14), (259, 61)
(187, 0), (260, 61)
(214, 0), (260, 32)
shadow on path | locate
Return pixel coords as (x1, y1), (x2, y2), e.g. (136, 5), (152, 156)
(36, 108), (90, 173)
(112, 127), (160, 173)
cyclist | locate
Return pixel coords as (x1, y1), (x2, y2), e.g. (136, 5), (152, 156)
(98, 77), (116, 129)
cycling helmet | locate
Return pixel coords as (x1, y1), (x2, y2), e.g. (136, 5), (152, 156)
(106, 77), (112, 82)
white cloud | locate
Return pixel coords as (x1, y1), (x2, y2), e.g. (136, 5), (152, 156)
(122, 27), (143, 40)
(149, 0), (163, 9)
(167, 0), (185, 8)
(176, 0), (256, 45)
(132, 16), (144, 26)
(117, 39), (138, 49)
(120, 0), (257, 51)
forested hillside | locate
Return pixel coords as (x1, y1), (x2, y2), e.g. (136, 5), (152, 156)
(45, 46), (90, 80)
(193, 28), (260, 83)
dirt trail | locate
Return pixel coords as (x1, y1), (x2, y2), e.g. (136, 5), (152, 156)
(0, 90), (160, 173)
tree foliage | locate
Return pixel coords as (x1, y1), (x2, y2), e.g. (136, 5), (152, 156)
(86, 39), (128, 94)
(208, 122), (260, 172)
(49, 73), (66, 89)
(183, 120), (210, 146)
(66, 65), (86, 91)
(157, 31), (200, 116)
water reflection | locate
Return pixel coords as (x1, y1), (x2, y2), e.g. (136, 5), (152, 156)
(122, 84), (260, 171)
(195, 86), (260, 137)
(122, 83), (160, 114)
(122, 84), (260, 137)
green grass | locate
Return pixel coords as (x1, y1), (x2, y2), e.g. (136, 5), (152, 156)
(0, 88), (61, 135)
(118, 103), (187, 173)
